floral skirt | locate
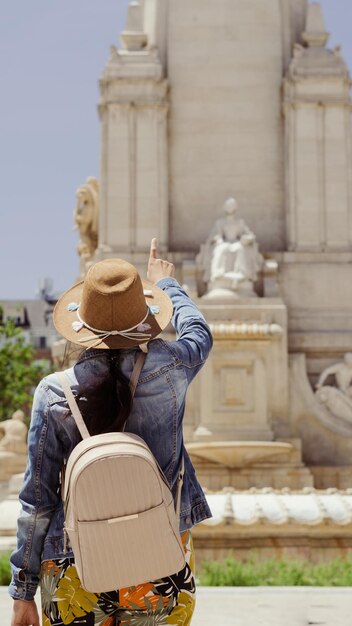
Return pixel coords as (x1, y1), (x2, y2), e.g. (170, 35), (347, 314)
(40, 531), (196, 625)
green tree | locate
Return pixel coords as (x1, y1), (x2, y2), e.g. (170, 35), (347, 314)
(0, 315), (46, 422)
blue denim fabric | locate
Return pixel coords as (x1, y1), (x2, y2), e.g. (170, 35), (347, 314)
(9, 278), (213, 601)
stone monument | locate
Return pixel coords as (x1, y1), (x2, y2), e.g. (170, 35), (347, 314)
(64, 0), (352, 563)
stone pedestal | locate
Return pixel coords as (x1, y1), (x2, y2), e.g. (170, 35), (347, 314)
(184, 298), (289, 442)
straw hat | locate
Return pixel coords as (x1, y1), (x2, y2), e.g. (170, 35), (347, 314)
(53, 258), (173, 350)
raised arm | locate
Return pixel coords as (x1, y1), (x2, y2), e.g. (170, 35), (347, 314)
(147, 238), (213, 381)
(316, 364), (339, 389)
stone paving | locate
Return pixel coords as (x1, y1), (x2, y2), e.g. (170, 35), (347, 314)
(1, 586), (352, 625)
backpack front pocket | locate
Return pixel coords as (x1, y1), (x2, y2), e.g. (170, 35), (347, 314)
(75, 502), (185, 592)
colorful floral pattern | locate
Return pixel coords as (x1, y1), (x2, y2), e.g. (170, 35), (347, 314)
(41, 531), (195, 625)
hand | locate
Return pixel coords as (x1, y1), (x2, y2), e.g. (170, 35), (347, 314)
(229, 241), (242, 253)
(11, 599), (40, 626)
(147, 238), (174, 284)
(240, 234), (254, 246)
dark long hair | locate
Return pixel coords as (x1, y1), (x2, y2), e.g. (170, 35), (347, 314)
(74, 351), (133, 435)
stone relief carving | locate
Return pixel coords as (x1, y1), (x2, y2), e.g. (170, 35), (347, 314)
(0, 410), (28, 455)
(74, 177), (99, 261)
(196, 197), (263, 297)
(315, 354), (352, 424)
(290, 354), (352, 446)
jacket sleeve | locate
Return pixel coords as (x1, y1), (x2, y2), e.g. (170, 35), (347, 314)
(156, 277), (213, 382)
(8, 381), (63, 601)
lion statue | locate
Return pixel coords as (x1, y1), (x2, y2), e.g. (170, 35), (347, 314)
(74, 177), (99, 260)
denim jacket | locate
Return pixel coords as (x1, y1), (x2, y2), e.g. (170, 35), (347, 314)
(9, 278), (213, 601)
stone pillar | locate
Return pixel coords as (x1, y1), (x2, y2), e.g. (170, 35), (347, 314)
(185, 298), (289, 442)
(97, 1), (169, 260)
(283, 3), (352, 251)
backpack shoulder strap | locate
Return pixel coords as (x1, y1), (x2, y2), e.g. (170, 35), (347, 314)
(57, 371), (91, 440)
(129, 351), (146, 397)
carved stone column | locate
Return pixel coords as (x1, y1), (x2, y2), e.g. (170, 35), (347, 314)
(97, 1), (169, 260)
(283, 3), (352, 251)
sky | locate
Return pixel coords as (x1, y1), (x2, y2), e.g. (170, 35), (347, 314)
(0, 0), (351, 299)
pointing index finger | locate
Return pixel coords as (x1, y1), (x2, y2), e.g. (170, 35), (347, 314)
(150, 238), (158, 260)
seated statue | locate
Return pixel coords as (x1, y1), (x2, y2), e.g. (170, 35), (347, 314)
(0, 410), (28, 455)
(74, 177), (99, 261)
(315, 353), (352, 423)
(197, 197), (263, 296)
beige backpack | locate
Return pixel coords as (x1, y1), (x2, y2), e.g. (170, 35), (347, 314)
(57, 353), (185, 593)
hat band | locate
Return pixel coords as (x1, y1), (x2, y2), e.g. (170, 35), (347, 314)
(74, 308), (152, 349)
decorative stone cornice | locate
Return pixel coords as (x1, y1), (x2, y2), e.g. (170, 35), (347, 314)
(286, 2), (349, 84)
(283, 95), (352, 110)
(99, 79), (169, 109)
(101, 47), (164, 82)
(288, 48), (349, 80)
(198, 487), (352, 529)
(286, 4), (349, 81)
(209, 322), (283, 340)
